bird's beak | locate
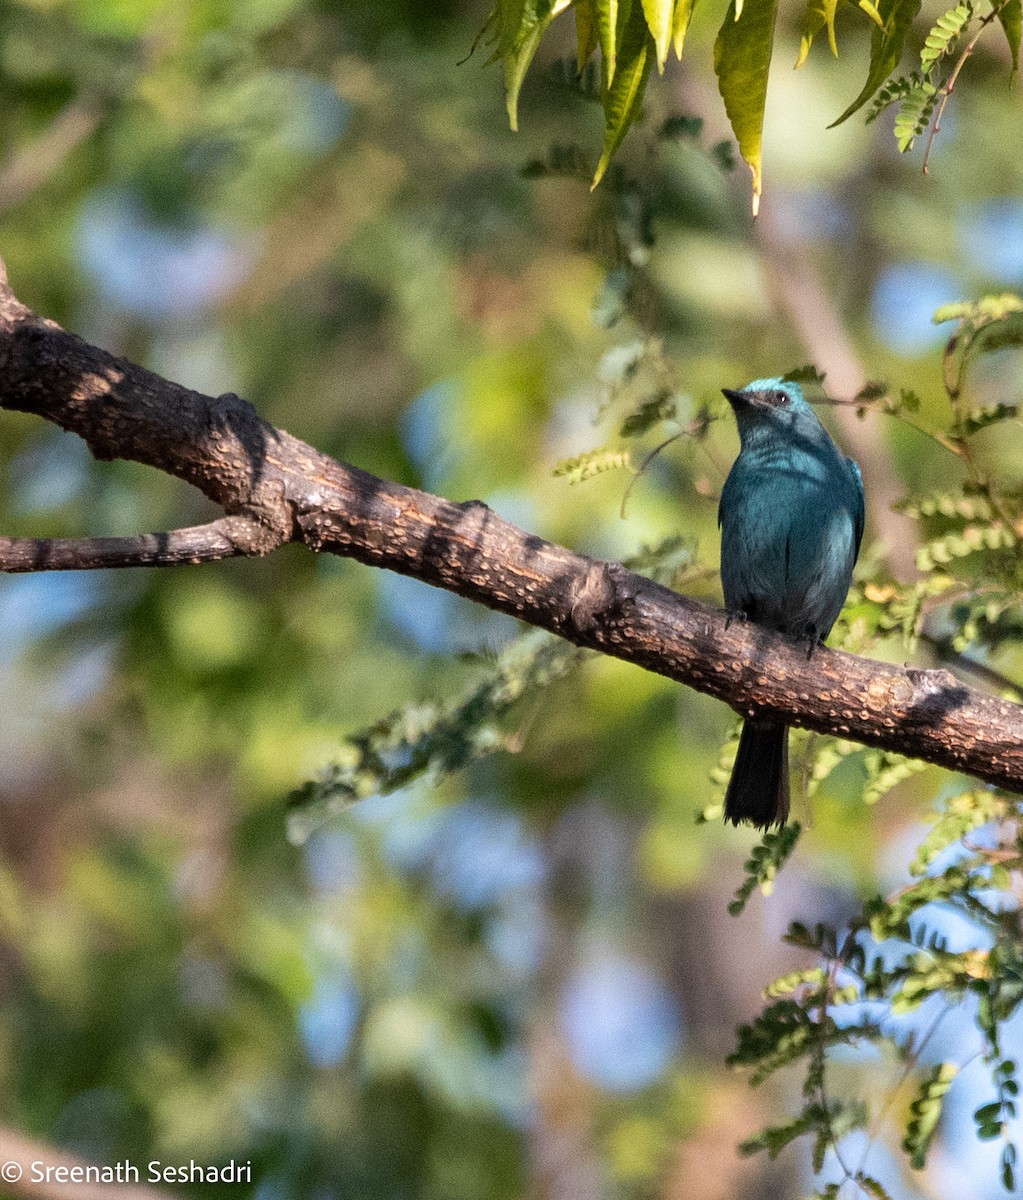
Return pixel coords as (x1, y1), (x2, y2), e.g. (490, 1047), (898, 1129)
(721, 388), (746, 406)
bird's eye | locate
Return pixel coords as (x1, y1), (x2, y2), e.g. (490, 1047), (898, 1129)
(774, 390), (789, 405)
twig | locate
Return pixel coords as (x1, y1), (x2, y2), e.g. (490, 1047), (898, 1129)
(920, 631), (1023, 699)
(0, 517), (265, 573)
(922, 5), (1004, 175)
(830, 395), (964, 457)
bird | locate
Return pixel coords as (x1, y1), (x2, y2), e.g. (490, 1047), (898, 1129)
(718, 377), (864, 829)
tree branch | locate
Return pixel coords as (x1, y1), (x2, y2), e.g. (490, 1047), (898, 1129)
(0, 517), (261, 572)
(1, 264), (1022, 793)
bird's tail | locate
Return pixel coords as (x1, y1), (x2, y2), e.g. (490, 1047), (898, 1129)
(724, 720), (790, 829)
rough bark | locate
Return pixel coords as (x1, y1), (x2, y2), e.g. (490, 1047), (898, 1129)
(1, 264), (1022, 794)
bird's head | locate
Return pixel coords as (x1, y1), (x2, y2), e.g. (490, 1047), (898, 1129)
(721, 377), (819, 441)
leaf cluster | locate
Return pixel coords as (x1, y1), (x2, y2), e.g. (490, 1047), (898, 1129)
(481, 0), (1022, 207)
(733, 799), (1023, 1186)
(288, 630), (588, 841)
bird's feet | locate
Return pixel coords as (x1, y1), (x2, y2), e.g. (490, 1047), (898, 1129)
(801, 626), (825, 660)
(724, 608), (750, 631)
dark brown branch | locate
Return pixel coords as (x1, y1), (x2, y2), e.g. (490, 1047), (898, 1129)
(0, 516), (262, 572)
(1, 266), (1022, 794)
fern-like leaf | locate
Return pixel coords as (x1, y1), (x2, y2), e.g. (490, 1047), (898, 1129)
(916, 524), (1016, 570)
(903, 1063), (958, 1168)
(893, 77), (938, 151)
(957, 402), (1020, 436)
(864, 73), (918, 124)
(729, 824), (803, 915)
(862, 750), (928, 805)
(910, 790), (1008, 875)
(920, 0), (973, 73)
(552, 447), (633, 482)
(620, 391), (677, 436)
(899, 491), (993, 520)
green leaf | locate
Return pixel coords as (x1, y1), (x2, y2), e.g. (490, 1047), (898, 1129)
(796, 0), (839, 66)
(575, 0), (600, 66)
(893, 77), (937, 151)
(933, 293), (1023, 323)
(714, 0), (779, 213)
(958, 402), (1019, 436)
(857, 0), (887, 30)
(288, 629), (587, 838)
(552, 448), (634, 481)
(855, 1175), (895, 1200)
(902, 1062), (958, 1169)
(920, 1), (972, 75)
(783, 363), (828, 385)
(764, 967), (828, 997)
(975, 1101), (1003, 1125)
(910, 791), (1007, 875)
(862, 750), (927, 805)
(1003, 1143), (1018, 1191)
(620, 392), (677, 436)
(829, 0), (924, 126)
(739, 1103), (848, 1158)
(672, 0), (697, 56)
(864, 73), (917, 121)
(598, 0), (622, 85)
(592, 2), (653, 187)
(728, 824), (802, 915)
(502, 0), (572, 130)
(659, 113), (704, 137)
(641, 0), (674, 68)
(997, 0), (1021, 73)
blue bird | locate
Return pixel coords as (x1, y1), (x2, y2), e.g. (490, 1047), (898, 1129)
(718, 378), (864, 829)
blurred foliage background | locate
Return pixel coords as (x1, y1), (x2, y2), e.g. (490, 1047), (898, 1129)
(0, 0), (1022, 1197)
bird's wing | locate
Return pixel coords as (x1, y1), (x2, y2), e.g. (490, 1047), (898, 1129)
(848, 457), (865, 561)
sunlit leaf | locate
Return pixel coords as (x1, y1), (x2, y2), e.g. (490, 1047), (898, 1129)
(893, 77), (937, 151)
(829, 0), (923, 125)
(714, 0), (778, 213)
(672, 0), (697, 56)
(592, 2), (653, 186)
(575, 0), (600, 65)
(641, 0), (675, 68)
(920, 1), (973, 74)
(857, 0), (887, 30)
(997, 0), (1022, 73)
(598, 0), (622, 85)
(903, 1063), (958, 1168)
(796, 0), (838, 65)
(502, 0), (572, 130)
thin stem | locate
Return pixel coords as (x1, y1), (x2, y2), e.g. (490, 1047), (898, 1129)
(923, 4), (1004, 175)
(620, 430), (686, 518)
(0, 516), (265, 573)
(814, 960), (875, 1199)
(921, 631), (1023, 699)
(618, 414), (717, 518)
(830, 396), (964, 457)
(862, 1006), (950, 1156)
